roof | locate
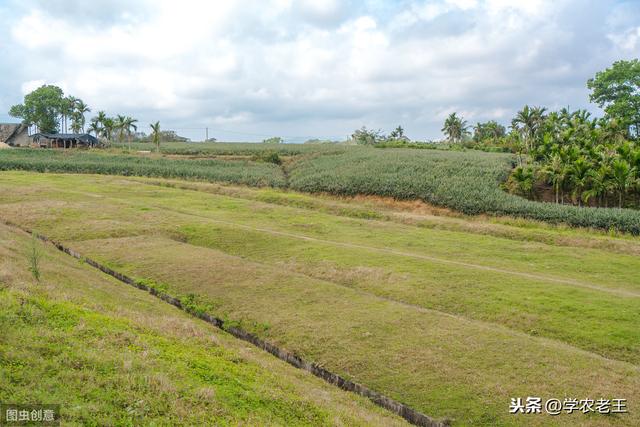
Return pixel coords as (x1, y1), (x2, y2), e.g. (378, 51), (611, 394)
(0, 123), (28, 143)
(32, 133), (99, 145)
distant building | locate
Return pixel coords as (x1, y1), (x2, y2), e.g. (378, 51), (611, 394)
(32, 133), (100, 149)
(0, 123), (30, 147)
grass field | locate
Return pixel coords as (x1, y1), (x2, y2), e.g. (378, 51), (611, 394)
(2, 145), (640, 234)
(0, 171), (638, 426)
(0, 217), (405, 426)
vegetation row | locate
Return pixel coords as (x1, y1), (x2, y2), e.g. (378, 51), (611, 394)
(2, 146), (640, 234)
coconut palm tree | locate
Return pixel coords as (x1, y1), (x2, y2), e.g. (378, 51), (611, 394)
(512, 105), (547, 153)
(611, 159), (636, 208)
(101, 117), (115, 145)
(116, 116), (138, 151)
(568, 157), (591, 206)
(95, 111), (107, 126)
(87, 121), (102, 138)
(540, 154), (567, 204)
(583, 165), (612, 207)
(115, 115), (128, 144)
(72, 99), (90, 132)
(70, 112), (83, 133)
(441, 113), (470, 144)
(150, 121), (161, 153)
(60, 96), (76, 133)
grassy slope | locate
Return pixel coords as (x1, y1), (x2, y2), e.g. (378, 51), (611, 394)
(0, 172), (638, 426)
(0, 223), (406, 426)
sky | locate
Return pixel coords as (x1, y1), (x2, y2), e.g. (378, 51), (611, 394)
(0, 0), (639, 142)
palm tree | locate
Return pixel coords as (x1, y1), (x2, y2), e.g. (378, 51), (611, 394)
(568, 157), (591, 206)
(87, 121), (102, 138)
(150, 121), (161, 153)
(101, 117), (115, 145)
(60, 96), (76, 133)
(511, 105), (547, 153)
(95, 111), (107, 126)
(115, 115), (128, 144)
(72, 99), (90, 132)
(510, 166), (535, 198)
(441, 113), (470, 144)
(70, 112), (83, 133)
(540, 154), (567, 204)
(389, 125), (405, 140)
(117, 116), (138, 151)
(611, 159), (635, 208)
(583, 165), (611, 207)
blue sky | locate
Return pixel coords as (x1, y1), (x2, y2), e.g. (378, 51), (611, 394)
(0, 0), (639, 141)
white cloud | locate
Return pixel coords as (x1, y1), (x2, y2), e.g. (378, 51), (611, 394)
(0, 0), (634, 140)
(21, 80), (46, 95)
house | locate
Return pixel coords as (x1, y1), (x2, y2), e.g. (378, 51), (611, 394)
(32, 133), (100, 149)
(0, 123), (30, 147)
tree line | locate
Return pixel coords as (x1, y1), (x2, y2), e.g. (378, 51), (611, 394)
(441, 59), (640, 209)
(9, 85), (163, 152)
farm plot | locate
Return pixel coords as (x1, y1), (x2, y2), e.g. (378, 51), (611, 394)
(0, 223), (404, 426)
(287, 148), (640, 234)
(0, 172), (638, 426)
(2, 145), (640, 233)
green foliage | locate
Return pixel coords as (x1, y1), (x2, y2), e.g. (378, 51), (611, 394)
(351, 126), (383, 145)
(2, 144), (640, 233)
(511, 107), (640, 208)
(9, 85), (65, 133)
(150, 121), (161, 153)
(287, 148), (640, 234)
(0, 150), (286, 188)
(262, 136), (283, 144)
(9, 86), (90, 135)
(441, 113), (470, 144)
(251, 150), (282, 165)
(587, 59), (640, 138)
(112, 141), (346, 156)
(506, 165), (535, 198)
(472, 120), (506, 146)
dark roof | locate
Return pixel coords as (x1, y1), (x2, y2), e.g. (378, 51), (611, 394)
(32, 133), (99, 145)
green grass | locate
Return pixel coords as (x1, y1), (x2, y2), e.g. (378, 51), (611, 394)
(2, 145), (640, 233)
(0, 149), (286, 187)
(112, 141), (348, 156)
(0, 223), (405, 426)
(0, 172), (638, 426)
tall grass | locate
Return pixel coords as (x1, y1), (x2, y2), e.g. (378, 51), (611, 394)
(28, 236), (42, 283)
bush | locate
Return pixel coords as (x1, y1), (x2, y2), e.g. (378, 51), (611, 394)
(262, 137), (283, 144)
(251, 150), (282, 165)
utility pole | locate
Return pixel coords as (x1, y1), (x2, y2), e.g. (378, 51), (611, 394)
(205, 127), (208, 142)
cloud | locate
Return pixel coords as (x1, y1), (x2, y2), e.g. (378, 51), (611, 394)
(0, 0), (638, 141)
